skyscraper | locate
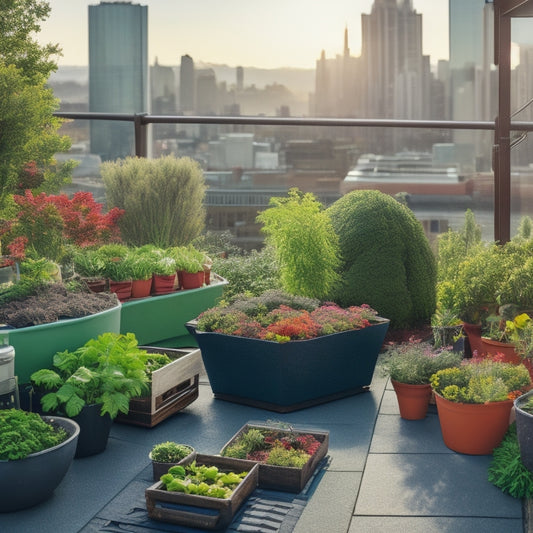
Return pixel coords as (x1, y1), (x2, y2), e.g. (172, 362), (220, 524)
(88, 1), (149, 161)
(179, 54), (195, 112)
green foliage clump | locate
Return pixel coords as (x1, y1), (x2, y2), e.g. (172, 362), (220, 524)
(0, 409), (68, 460)
(488, 424), (533, 499)
(212, 246), (281, 299)
(150, 441), (193, 463)
(101, 155), (206, 248)
(256, 189), (340, 299)
(326, 190), (436, 328)
(265, 446), (310, 468)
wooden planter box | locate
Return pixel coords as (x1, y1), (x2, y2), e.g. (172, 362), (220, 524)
(145, 454), (259, 530)
(186, 317), (389, 412)
(115, 347), (202, 427)
(220, 422), (329, 493)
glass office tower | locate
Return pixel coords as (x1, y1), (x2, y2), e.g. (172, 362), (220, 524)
(89, 2), (149, 161)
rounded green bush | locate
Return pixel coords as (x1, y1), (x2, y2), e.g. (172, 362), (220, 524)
(326, 190), (436, 328)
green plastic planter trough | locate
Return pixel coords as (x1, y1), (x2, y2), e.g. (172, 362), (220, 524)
(120, 275), (227, 347)
(10, 304), (121, 385)
(186, 317), (390, 412)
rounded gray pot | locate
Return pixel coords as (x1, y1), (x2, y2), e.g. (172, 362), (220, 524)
(515, 390), (533, 472)
(0, 415), (80, 512)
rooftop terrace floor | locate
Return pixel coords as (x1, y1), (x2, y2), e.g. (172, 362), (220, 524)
(2, 369), (527, 533)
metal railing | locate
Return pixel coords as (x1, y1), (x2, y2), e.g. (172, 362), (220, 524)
(54, 111), (533, 242)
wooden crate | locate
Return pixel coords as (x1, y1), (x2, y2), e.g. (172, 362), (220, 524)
(115, 346), (202, 427)
(145, 454), (259, 530)
(220, 423), (329, 493)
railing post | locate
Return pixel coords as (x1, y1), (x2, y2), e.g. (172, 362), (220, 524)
(134, 112), (148, 157)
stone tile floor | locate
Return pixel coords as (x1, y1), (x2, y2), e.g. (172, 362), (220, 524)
(2, 370), (526, 532)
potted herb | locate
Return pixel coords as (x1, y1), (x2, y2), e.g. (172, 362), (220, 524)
(186, 290), (389, 412)
(72, 248), (107, 292)
(152, 255), (177, 295)
(128, 249), (154, 298)
(430, 355), (531, 455)
(382, 341), (462, 420)
(30, 332), (150, 457)
(172, 246), (205, 289)
(0, 409), (80, 512)
(431, 307), (464, 350)
(149, 441), (196, 480)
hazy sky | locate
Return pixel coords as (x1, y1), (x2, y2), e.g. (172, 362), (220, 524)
(37, 0), (450, 69)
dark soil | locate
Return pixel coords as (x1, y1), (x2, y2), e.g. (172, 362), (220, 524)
(0, 283), (119, 328)
(383, 323), (433, 346)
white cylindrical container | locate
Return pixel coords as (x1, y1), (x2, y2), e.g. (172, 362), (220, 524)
(0, 331), (15, 396)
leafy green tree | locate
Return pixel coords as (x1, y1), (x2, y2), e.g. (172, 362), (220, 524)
(256, 189), (340, 299)
(326, 190), (436, 328)
(0, 0), (72, 208)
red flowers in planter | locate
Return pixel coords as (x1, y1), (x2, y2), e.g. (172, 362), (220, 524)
(198, 302), (378, 343)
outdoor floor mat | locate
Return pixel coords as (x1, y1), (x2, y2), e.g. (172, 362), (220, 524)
(80, 457), (329, 532)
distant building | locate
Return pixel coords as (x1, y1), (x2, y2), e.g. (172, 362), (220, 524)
(179, 54), (195, 112)
(151, 58), (177, 139)
(88, 1), (149, 161)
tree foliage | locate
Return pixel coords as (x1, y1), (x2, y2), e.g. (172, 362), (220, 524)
(256, 188), (340, 299)
(326, 190), (436, 328)
(0, 0), (72, 207)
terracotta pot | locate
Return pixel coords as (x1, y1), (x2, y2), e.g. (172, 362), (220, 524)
(462, 322), (484, 357)
(391, 380), (432, 420)
(434, 392), (513, 455)
(480, 338), (533, 379)
(108, 279), (132, 301)
(152, 273), (177, 295)
(181, 270), (205, 290)
(84, 278), (107, 293)
(131, 278), (152, 299)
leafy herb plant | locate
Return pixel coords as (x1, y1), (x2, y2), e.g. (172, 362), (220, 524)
(0, 409), (68, 460)
(150, 442), (194, 463)
(30, 332), (150, 419)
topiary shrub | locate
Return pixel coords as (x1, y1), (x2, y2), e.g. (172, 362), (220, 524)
(326, 190), (436, 329)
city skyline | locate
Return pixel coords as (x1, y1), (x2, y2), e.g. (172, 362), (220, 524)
(38, 0), (450, 69)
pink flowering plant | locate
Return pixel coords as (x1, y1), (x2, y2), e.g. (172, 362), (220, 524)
(382, 338), (462, 385)
(196, 290), (379, 343)
(221, 426), (324, 468)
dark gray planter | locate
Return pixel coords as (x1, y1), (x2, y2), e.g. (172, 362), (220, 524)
(514, 390), (533, 471)
(72, 403), (113, 458)
(0, 416), (80, 512)
(186, 317), (389, 412)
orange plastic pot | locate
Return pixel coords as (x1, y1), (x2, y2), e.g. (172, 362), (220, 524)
(480, 338), (533, 379)
(391, 380), (432, 420)
(131, 278), (152, 299)
(152, 273), (177, 295)
(434, 392), (513, 455)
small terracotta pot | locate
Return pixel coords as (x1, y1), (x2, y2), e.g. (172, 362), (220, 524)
(391, 380), (432, 420)
(462, 322), (484, 357)
(152, 273), (177, 295)
(434, 392), (513, 455)
(181, 271), (205, 290)
(108, 280), (132, 301)
(131, 278), (152, 299)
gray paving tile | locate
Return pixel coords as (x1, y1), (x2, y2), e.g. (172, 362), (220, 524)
(294, 470), (362, 533)
(355, 453), (522, 518)
(348, 516), (524, 533)
(370, 412), (452, 454)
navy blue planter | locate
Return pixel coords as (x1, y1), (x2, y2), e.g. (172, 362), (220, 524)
(186, 318), (389, 412)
